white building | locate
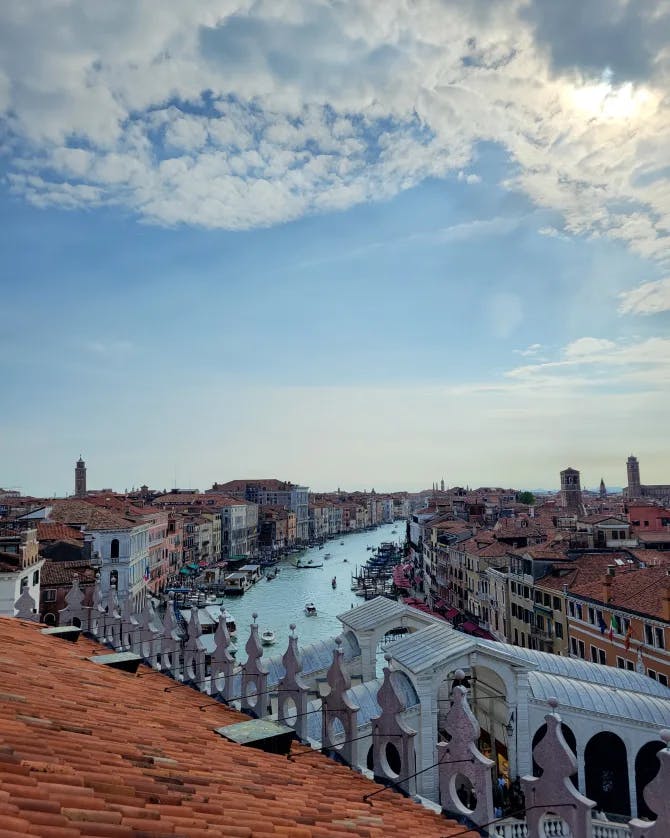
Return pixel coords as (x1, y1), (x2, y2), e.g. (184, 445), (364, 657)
(0, 528), (43, 617)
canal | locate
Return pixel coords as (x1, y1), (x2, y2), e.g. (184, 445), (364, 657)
(219, 522), (403, 654)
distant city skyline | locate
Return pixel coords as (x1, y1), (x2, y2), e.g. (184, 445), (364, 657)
(1, 3), (668, 494)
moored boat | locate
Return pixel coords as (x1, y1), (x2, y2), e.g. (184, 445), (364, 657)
(261, 629), (276, 646)
(305, 602), (317, 616)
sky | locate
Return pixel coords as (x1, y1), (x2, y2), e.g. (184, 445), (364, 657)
(1, 0), (669, 497)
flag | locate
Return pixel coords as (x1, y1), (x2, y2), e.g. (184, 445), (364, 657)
(609, 614), (619, 642)
(597, 613), (607, 635)
(144, 567), (150, 581)
(625, 624), (633, 650)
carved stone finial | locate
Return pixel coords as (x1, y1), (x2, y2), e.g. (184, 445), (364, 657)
(14, 587), (39, 621)
(547, 696), (559, 710)
(321, 639), (359, 766)
(371, 662), (418, 795)
(277, 626), (309, 739)
(454, 668), (465, 680)
(438, 685), (494, 826)
(522, 705), (595, 838)
(629, 733), (670, 837)
(384, 652), (392, 663)
(209, 613), (237, 701)
(252, 611), (258, 623)
(241, 619), (269, 719)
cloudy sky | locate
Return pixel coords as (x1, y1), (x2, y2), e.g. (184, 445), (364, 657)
(1, 0), (669, 496)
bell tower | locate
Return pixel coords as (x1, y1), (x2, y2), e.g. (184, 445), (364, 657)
(626, 455), (641, 499)
(75, 456), (87, 498)
(559, 467), (583, 514)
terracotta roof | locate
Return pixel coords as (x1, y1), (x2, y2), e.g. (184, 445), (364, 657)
(48, 500), (137, 532)
(40, 560), (97, 587)
(36, 523), (84, 543)
(0, 618), (471, 837)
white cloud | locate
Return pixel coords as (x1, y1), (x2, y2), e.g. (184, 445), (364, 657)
(0, 0), (668, 255)
(563, 337), (617, 358)
(618, 276), (670, 315)
(514, 343), (544, 356)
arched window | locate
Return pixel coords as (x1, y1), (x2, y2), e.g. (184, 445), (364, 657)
(110, 539), (119, 559)
(585, 731), (630, 816)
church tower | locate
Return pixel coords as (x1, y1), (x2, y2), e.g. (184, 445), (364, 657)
(626, 455), (641, 499)
(559, 467), (583, 514)
(599, 477), (606, 498)
(75, 456), (87, 498)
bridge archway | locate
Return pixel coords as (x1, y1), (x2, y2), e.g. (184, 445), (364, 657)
(584, 731), (630, 816)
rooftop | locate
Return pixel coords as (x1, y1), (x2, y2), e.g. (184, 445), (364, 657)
(0, 617), (470, 837)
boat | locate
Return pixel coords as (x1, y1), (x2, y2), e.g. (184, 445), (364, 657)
(261, 630), (276, 646)
(305, 602), (317, 617)
(205, 594), (218, 604)
(340, 541), (344, 545)
(295, 558), (324, 568)
(319, 544), (325, 550)
(324, 552), (332, 559)
(220, 608), (237, 635)
(343, 558), (348, 563)
(331, 577), (337, 589)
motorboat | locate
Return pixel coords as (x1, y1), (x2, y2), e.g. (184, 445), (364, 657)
(220, 608), (237, 635)
(324, 552), (332, 559)
(340, 541), (344, 545)
(305, 602), (317, 617)
(261, 630), (276, 646)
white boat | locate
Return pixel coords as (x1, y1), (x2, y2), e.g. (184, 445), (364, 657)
(220, 608), (237, 635)
(305, 602), (317, 617)
(261, 629), (276, 645)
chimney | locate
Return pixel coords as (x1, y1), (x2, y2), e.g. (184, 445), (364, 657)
(603, 566), (615, 603)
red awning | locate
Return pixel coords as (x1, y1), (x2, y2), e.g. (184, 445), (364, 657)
(461, 620), (479, 633)
(473, 628), (497, 640)
(445, 607), (459, 620)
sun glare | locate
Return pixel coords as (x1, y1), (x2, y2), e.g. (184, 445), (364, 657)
(570, 80), (654, 121)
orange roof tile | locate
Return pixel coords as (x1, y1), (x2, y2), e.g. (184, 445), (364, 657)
(0, 619), (473, 838)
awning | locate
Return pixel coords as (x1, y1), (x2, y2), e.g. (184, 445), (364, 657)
(460, 620), (479, 633)
(445, 607), (459, 620)
(179, 567), (190, 575)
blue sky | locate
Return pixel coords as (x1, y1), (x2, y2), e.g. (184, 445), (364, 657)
(1, 1), (669, 496)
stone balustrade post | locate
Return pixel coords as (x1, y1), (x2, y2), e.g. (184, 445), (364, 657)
(209, 610), (237, 701)
(241, 612), (269, 718)
(183, 606), (207, 688)
(629, 729), (670, 838)
(438, 670), (494, 827)
(277, 623), (309, 741)
(14, 587), (39, 621)
(521, 697), (595, 838)
(371, 653), (417, 796)
(321, 636), (360, 767)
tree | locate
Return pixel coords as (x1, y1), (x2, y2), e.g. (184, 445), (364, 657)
(517, 491), (535, 505)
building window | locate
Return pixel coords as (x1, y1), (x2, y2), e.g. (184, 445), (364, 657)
(20, 576), (28, 591)
(590, 645), (598, 663)
(553, 596), (561, 611)
(570, 637), (578, 655)
(569, 601), (575, 617)
(32, 570), (39, 586)
(110, 538), (120, 560)
(43, 589), (56, 602)
(578, 640), (585, 659)
(626, 660), (634, 671)
(544, 593), (551, 607)
(655, 627), (665, 650)
(576, 604), (583, 620)
(648, 669), (657, 680)
(616, 657), (625, 669)
(555, 622), (564, 639)
(659, 674), (668, 687)
(598, 649), (607, 665)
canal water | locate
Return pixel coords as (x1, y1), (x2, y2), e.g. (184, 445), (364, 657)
(219, 522), (403, 654)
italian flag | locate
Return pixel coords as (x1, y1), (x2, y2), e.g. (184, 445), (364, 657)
(609, 614), (619, 641)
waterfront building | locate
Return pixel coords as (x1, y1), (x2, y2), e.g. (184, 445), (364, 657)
(210, 479), (309, 543)
(0, 527), (42, 617)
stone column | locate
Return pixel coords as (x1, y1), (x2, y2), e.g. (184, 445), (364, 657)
(414, 672), (439, 801)
(357, 630), (378, 683)
(627, 738), (638, 819)
(513, 670), (531, 779)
